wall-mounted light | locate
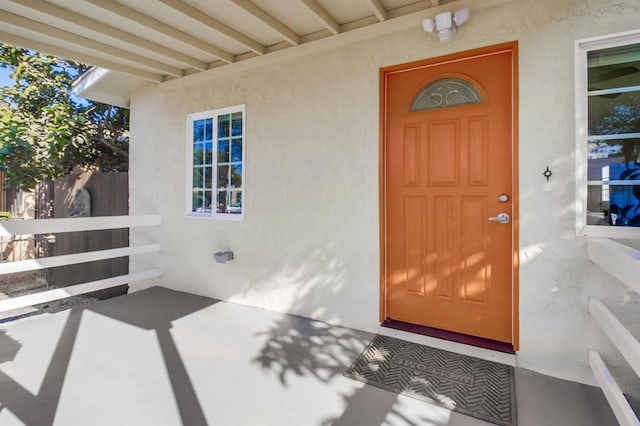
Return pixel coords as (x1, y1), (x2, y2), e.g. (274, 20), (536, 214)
(214, 251), (234, 264)
(422, 8), (470, 42)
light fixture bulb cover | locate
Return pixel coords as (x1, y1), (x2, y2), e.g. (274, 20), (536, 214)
(438, 28), (454, 42)
(422, 18), (435, 33)
(454, 8), (470, 26)
(435, 12), (453, 31)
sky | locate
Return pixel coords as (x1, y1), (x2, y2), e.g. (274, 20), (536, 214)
(0, 63), (90, 105)
(0, 66), (13, 88)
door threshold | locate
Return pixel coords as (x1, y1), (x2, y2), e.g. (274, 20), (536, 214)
(380, 319), (516, 367)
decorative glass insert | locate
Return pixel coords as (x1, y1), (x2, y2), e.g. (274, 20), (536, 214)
(410, 78), (482, 111)
(585, 42), (640, 227)
(187, 105), (245, 219)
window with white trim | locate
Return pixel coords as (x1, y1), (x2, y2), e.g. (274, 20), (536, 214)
(186, 105), (245, 220)
(576, 31), (640, 236)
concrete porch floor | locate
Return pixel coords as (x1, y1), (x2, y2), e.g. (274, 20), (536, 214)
(0, 287), (618, 426)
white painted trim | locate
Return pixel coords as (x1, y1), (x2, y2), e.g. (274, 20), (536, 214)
(588, 351), (640, 426)
(587, 238), (640, 295)
(575, 29), (640, 238)
(588, 133), (640, 142)
(72, 67), (115, 102)
(588, 85), (640, 97)
(575, 36), (589, 236)
(588, 180), (640, 186)
(378, 327), (516, 366)
(580, 226), (640, 239)
(0, 244), (161, 275)
(0, 215), (161, 237)
(576, 28), (640, 48)
(0, 269), (162, 314)
(185, 212), (244, 222)
(589, 297), (640, 378)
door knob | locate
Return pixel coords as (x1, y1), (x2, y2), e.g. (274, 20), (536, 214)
(488, 213), (510, 224)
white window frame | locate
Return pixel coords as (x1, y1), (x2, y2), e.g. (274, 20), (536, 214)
(185, 104), (246, 221)
(575, 29), (640, 238)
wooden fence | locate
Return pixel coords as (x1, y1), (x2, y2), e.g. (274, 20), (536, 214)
(49, 172), (129, 299)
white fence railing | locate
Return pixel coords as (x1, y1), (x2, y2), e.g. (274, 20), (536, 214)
(587, 238), (640, 426)
(0, 215), (162, 314)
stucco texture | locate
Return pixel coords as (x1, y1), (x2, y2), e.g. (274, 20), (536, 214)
(129, 0), (640, 396)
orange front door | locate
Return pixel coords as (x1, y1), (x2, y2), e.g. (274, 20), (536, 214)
(382, 44), (518, 344)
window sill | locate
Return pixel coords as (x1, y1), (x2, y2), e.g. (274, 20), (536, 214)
(578, 225), (640, 239)
(186, 213), (244, 222)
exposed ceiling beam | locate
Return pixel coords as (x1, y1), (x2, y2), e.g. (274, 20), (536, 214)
(158, 0), (265, 55)
(0, 30), (163, 82)
(366, 0), (387, 21)
(230, 0), (300, 46)
(299, 0), (340, 35)
(0, 11), (183, 77)
(85, 0), (234, 63)
(386, 0), (442, 19)
(9, 0), (208, 70)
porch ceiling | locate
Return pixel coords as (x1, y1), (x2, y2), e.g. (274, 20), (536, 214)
(0, 0), (511, 88)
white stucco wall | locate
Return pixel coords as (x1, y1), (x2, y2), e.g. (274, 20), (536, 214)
(129, 0), (640, 395)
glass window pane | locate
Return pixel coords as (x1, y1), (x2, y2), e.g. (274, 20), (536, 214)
(218, 139), (229, 163)
(192, 190), (204, 213)
(588, 138), (640, 180)
(193, 143), (204, 166)
(231, 139), (243, 162)
(588, 43), (640, 90)
(587, 184), (610, 225)
(204, 167), (212, 189)
(193, 119), (206, 142)
(193, 167), (204, 189)
(230, 164), (242, 188)
(610, 184), (640, 226)
(204, 190), (212, 213)
(410, 78), (482, 111)
(216, 191), (228, 214)
(589, 92), (640, 136)
(232, 112), (243, 136)
(218, 114), (231, 138)
(229, 192), (242, 214)
(205, 118), (213, 141)
(217, 165), (229, 189)
(588, 184), (640, 226)
(204, 142), (213, 165)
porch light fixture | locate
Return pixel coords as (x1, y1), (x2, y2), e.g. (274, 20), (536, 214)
(214, 251), (234, 264)
(422, 8), (470, 42)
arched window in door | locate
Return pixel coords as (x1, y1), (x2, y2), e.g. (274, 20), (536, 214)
(410, 78), (482, 111)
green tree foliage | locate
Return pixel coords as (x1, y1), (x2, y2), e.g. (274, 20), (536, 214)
(0, 44), (128, 190)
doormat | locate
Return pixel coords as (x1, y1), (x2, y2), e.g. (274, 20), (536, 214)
(344, 335), (516, 426)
